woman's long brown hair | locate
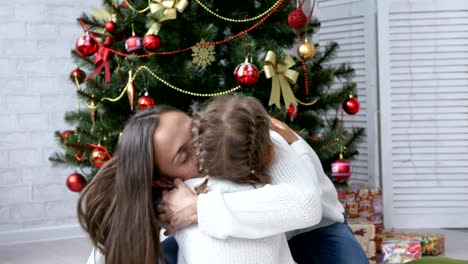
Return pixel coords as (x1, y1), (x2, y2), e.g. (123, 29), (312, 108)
(77, 105), (178, 264)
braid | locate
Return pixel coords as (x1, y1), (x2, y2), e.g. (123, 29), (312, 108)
(191, 112), (206, 176)
(246, 112), (271, 185)
(193, 95), (272, 187)
(247, 113), (259, 171)
(191, 111), (211, 194)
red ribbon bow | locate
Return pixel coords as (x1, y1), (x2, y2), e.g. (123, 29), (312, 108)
(87, 45), (112, 84)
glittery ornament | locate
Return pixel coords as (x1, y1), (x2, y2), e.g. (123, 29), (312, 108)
(288, 9), (307, 29)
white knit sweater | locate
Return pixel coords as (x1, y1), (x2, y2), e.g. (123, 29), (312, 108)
(175, 178), (295, 264)
(197, 131), (344, 241)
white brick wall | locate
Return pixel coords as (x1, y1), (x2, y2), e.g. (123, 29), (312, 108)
(0, 0), (95, 243)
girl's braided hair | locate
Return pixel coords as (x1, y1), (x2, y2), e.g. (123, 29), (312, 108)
(191, 95), (272, 192)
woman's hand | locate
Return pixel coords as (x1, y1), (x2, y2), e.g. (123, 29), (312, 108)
(161, 179), (198, 235)
(270, 117), (298, 145)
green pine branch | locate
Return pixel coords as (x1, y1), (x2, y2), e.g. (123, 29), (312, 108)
(312, 42), (338, 67)
(71, 50), (94, 68)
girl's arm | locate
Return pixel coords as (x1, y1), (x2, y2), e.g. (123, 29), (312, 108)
(163, 130), (322, 239)
(197, 131), (322, 239)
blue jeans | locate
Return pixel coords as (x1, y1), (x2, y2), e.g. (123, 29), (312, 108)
(287, 219), (369, 264)
(161, 219), (369, 264)
(162, 236), (179, 264)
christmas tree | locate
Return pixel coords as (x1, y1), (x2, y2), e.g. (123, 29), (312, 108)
(49, 0), (364, 192)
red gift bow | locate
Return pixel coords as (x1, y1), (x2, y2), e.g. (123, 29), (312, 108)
(87, 45), (112, 84)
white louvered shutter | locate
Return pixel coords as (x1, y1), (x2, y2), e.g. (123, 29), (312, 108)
(379, 0), (468, 228)
(314, 0), (380, 185)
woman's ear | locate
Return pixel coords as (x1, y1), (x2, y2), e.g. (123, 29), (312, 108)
(264, 144), (276, 166)
(152, 178), (175, 189)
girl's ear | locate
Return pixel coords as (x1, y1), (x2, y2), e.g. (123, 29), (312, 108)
(152, 178), (175, 189)
(264, 144), (276, 166)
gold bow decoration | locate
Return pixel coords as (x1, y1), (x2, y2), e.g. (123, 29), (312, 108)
(263, 51), (299, 109)
(149, 0), (189, 22)
(146, 0), (189, 35)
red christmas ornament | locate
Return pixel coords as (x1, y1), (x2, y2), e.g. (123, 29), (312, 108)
(343, 95), (360, 115)
(233, 60), (259, 88)
(331, 154), (352, 181)
(69, 68), (86, 84)
(121, 1), (128, 8)
(288, 9), (308, 29)
(90, 146), (111, 168)
(143, 34), (161, 51)
(66, 172), (86, 192)
(138, 92), (156, 110)
(125, 35), (143, 53)
(75, 33), (98, 57)
(61, 130), (74, 142)
(105, 21), (116, 33)
(287, 103), (298, 122)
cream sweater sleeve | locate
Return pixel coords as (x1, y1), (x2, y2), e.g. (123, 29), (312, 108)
(197, 131), (322, 239)
(290, 134), (345, 224)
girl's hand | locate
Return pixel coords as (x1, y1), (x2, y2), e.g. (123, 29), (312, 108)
(162, 179), (198, 235)
(270, 117), (298, 145)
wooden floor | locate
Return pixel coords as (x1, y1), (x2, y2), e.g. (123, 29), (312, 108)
(0, 229), (467, 263)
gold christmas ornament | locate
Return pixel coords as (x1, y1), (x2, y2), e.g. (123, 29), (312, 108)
(127, 70), (136, 111)
(87, 97), (97, 124)
(149, 0), (189, 22)
(297, 38), (316, 61)
(192, 39), (216, 68)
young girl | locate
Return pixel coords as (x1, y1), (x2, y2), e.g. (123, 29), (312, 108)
(173, 95), (295, 264)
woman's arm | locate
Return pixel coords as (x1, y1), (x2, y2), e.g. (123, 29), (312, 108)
(163, 130), (322, 239)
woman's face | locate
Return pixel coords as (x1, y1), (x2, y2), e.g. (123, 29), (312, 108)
(153, 111), (198, 181)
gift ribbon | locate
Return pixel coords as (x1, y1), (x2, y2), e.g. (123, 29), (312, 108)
(263, 50), (299, 108)
(149, 0), (189, 22)
(87, 46), (111, 84)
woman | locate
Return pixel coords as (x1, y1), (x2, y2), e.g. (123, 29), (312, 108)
(159, 116), (368, 264)
(81, 101), (367, 264)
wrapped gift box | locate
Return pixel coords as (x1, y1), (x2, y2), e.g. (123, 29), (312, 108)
(348, 218), (377, 264)
(381, 238), (422, 263)
(376, 231), (445, 256)
(340, 185), (384, 233)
